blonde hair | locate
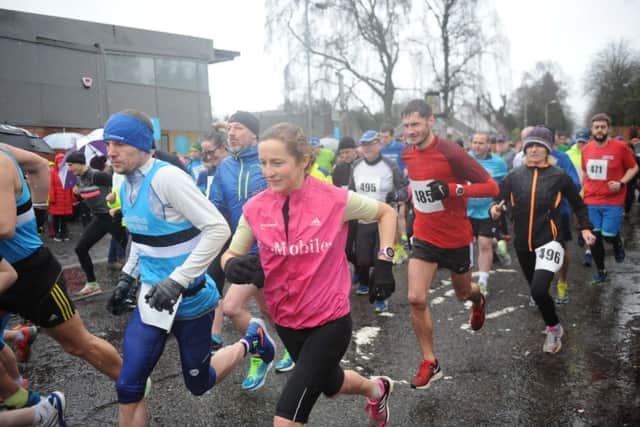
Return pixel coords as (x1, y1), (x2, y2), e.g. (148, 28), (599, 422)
(260, 123), (315, 175)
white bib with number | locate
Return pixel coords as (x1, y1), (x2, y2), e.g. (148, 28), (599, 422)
(357, 178), (380, 198)
(534, 241), (565, 273)
(410, 179), (445, 213)
(138, 283), (182, 333)
(586, 159), (608, 181)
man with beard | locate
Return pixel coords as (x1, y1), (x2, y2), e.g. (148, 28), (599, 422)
(400, 99), (498, 390)
(581, 113), (638, 284)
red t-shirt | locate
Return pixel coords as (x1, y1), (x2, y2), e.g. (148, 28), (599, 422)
(402, 137), (498, 248)
(581, 138), (636, 206)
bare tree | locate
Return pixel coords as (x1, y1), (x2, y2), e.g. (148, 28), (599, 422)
(411, 0), (492, 121)
(265, 0), (411, 123)
(584, 40), (640, 125)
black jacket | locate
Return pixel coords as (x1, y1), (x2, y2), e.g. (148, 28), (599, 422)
(496, 164), (592, 252)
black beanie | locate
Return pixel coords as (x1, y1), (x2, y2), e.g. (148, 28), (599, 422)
(228, 111), (260, 137)
(66, 151), (86, 165)
(338, 136), (356, 150)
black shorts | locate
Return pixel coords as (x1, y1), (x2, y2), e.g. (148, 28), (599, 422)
(410, 238), (472, 274)
(469, 217), (496, 238)
(354, 222), (379, 268)
(558, 213), (572, 242)
(0, 247), (75, 328)
(274, 314), (352, 423)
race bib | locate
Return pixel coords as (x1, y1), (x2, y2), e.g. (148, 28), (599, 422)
(410, 179), (444, 214)
(138, 283), (181, 333)
(586, 159), (608, 181)
(534, 241), (564, 273)
(357, 179), (380, 197)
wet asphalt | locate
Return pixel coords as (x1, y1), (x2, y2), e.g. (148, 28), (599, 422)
(19, 213), (640, 426)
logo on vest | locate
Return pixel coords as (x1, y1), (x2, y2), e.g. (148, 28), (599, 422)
(260, 222), (278, 229)
(270, 238), (332, 256)
(310, 217), (321, 226)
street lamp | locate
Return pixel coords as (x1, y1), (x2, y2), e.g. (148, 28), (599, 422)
(544, 99), (558, 125)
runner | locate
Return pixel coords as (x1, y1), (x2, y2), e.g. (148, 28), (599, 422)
(350, 130), (408, 312)
(0, 143), (123, 382)
(66, 151), (128, 296)
(467, 132), (508, 296)
(207, 111), (284, 385)
(400, 99), (498, 389)
(581, 113), (638, 284)
(104, 109), (275, 426)
(490, 126), (595, 353)
(221, 122), (396, 426)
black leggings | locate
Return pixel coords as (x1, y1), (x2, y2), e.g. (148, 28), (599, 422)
(75, 214), (128, 282)
(516, 250), (559, 327)
(355, 222), (379, 287)
(274, 315), (352, 423)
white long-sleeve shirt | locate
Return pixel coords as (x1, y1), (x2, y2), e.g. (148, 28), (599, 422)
(122, 157), (230, 287)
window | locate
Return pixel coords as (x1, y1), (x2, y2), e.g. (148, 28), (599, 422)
(155, 58), (197, 91)
(106, 54), (155, 85)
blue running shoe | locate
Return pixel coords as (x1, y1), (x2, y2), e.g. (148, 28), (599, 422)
(591, 270), (609, 285)
(241, 356), (271, 391)
(374, 299), (388, 313)
(47, 391), (67, 427)
(243, 318), (276, 364)
(355, 285), (369, 295)
(275, 349), (295, 373)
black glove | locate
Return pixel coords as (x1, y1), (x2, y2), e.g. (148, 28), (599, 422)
(224, 255), (264, 287)
(144, 278), (184, 314)
(107, 272), (136, 315)
(369, 259), (396, 303)
(425, 180), (449, 201)
(385, 191), (398, 204)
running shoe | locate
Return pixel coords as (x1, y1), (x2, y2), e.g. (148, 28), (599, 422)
(542, 324), (564, 354)
(356, 285), (369, 295)
(495, 240), (511, 267)
(75, 282), (101, 297)
(554, 282), (569, 304)
(14, 325), (38, 363)
(591, 270), (609, 285)
(242, 318), (275, 364)
(365, 376), (393, 426)
(613, 241), (625, 263)
(582, 250), (592, 267)
(374, 299), (389, 313)
(275, 349), (295, 373)
(241, 356), (271, 391)
(469, 294), (486, 331)
(210, 334), (223, 353)
(410, 359), (442, 390)
(47, 391), (67, 427)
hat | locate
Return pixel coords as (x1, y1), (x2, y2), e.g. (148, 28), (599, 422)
(66, 151), (86, 165)
(104, 113), (154, 153)
(310, 137), (322, 147)
(575, 129), (591, 143)
(523, 126), (553, 153)
(359, 130), (380, 145)
(228, 111), (260, 137)
(190, 142), (202, 152)
(338, 136), (356, 150)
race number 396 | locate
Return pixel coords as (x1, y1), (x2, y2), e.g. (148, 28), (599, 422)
(534, 241), (564, 273)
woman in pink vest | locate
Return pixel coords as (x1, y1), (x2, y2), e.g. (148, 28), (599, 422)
(222, 123), (398, 426)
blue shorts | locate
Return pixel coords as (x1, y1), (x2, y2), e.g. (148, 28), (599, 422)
(116, 307), (216, 404)
(587, 205), (624, 236)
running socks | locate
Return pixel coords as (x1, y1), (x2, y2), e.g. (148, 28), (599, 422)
(370, 378), (385, 401)
(5, 387), (40, 408)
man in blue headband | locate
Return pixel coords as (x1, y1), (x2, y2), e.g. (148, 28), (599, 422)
(105, 109), (275, 425)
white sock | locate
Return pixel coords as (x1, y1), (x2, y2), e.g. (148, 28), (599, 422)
(31, 398), (57, 427)
(478, 271), (489, 285)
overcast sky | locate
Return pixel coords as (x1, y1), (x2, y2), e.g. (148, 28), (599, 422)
(1, 0), (639, 126)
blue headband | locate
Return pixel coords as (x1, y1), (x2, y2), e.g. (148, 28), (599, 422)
(104, 113), (153, 153)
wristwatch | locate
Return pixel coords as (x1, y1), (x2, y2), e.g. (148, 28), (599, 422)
(455, 184), (465, 196)
(378, 246), (395, 259)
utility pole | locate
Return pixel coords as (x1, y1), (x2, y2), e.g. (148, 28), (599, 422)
(304, 0), (313, 137)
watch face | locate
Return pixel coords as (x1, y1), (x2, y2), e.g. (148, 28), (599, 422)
(456, 185), (464, 196)
(384, 247), (395, 258)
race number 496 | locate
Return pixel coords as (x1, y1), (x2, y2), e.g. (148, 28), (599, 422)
(534, 241), (564, 273)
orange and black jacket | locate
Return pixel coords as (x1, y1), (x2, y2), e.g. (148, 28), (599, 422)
(495, 164), (592, 252)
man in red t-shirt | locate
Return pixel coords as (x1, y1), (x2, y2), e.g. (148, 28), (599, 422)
(400, 99), (499, 390)
(581, 113), (638, 284)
